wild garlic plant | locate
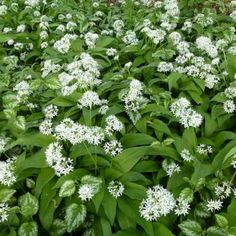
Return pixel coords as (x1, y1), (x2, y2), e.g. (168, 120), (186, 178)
(1, 0), (236, 235)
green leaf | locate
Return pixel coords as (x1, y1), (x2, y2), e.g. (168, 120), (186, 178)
(35, 168), (55, 197)
(102, 190), (117, 225)
(59, 180), (76, 197)
(18, 222), (38, 236)
(50, 219), (67, 236)
(19, 193), (39, 217)
(113, 146), (151, 174)
(227, 54), (236, 80)
(179, 188), (194, 203)
(215, 214), (228, 229)
(121, 133), (156, 148)
(65, 203), (86, 233)
(0, 189), (16, 203)
(39, 179), (61, 230)
(154, 223), (174, 236)
(179, 220), (202, 236)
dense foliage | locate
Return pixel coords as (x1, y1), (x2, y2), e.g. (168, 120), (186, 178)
(1, 0), (236, 235)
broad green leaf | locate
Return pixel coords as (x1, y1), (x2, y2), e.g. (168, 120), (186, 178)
(179, 220), (202, 236)
(0, 189), (16, 203)
(65, 203), (86, 233)
(50, 219), (67, 236)
(112, 146), (151, 174)
(102, 190), (117, 225)
(215, 214), (228, 229)
(59, 180), (76, 197)
(18, 222), (38, 236)
(19, 193), (39, 217)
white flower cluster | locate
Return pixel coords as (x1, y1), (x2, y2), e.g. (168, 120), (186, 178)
(142, 26), (166, 45)
(25, 0), (40, 7)
(105, 115), (124, 136)
(230, 10), (236, 21)
(41, 60), (61, 78)
(180, 149), (194, 162)
(215, 182), (232, 200)
(0, 5), (7, 16)
(194, 13), (213, 27)
(78, 91), (107, 109)
(53, 34), (78, 54)
(78, 175), (102, 201)
(0, 159), (16, 186)
(163, 160), (181, 176)
(170, 97), (203, 128)
(122, 30), (139, 46)
(13, 80), (32, 102)
(174, 198), (190, 216)
(54, 118), (105, 145)
(119, 79), (148, 121)
(113, 20), (124, 37)
(157, 61), (173, 72)
(196, 36), (218, 58)
(106, 48), (117, 57)
(139, 185), (176, 221)
(58, 53), (101, 96)
(39, 104), (58, 135)
(196, 144), (213, 155)
(0, 203), (9, 223)
(108, 181), (125, 198)
(104, 140), (123, 157)
(78, 184), (96, 201)
(206, 199), (223, 212)
(45, 142), (74, 176)
(84, 32), (99, 48)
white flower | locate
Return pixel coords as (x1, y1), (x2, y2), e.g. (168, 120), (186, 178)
(98, 105), (109, 115)
(163, 161), (181, 176)
(196, 36), (218, 58)
(25, 0), (40, 7)
(78, 91), (106, 109)
(86, 126), (105, 145)
(225, 87), (236, 99)
(0, 159), (16, 186)
(0, 5), (8, 16)
(215, 182), (232, 200)
(53, 34), (78, 54)
(223, 100), (235, 113)
(45, 142), (74, 176)
(206, 199), (223, 212)
(44, 104), (58, 119)
(108, 181), (124, 198)
(17, 24), (26, 33)
(105, 115), (124, 135)
(139, 185), (176, 221)
(205, 74), (219, 89)
(84, 32), (99, 48)
(169, 31), (181, 45)
(196, 144), (213, 155)
(170, 98), (203, 128)
(230, 10), (236, 21)
(106, 48), (117, 57)
(0, 203), (9, 223)
(13, 80), (32, 101)
(175, 199), (190, 216)
(104, 140), (123, 157)
(157, 62), (173, 72)
(122, 30), (139, 46)
(142, 27), (166, 45)
(59, 53), (101, 95)
(180, 149), (194, 162)
(39, 119), (53, 135)
(78, 184), (95, 201)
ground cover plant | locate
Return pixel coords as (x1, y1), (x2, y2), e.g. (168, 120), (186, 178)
(1, 0), (236, 235)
